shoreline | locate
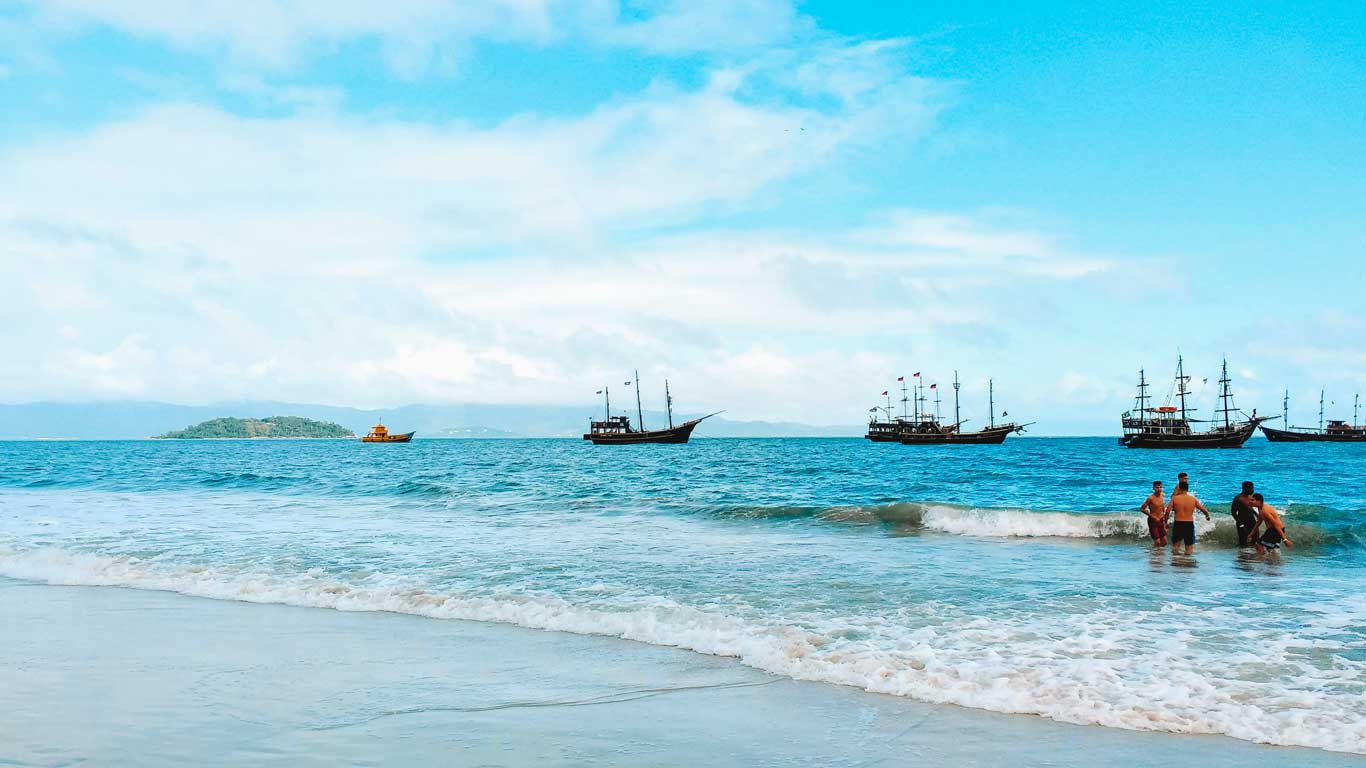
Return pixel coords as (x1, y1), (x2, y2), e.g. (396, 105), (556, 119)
(3, 578), (1360, 767)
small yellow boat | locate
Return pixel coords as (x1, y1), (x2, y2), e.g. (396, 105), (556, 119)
(360, 422), (415, 443)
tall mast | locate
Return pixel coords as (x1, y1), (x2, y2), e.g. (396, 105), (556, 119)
(1176, 355), (1189, 422)
(665, 380), (674, 429)
(900, 378), (909, 421)
(1137, 369), (1149, 414)
(1356, 394), (1361, 428)
(989, 379), (996, 428)
(885, 390), (892, 419)
(1283, 389), (1289, 429)
(933, 383), (942, 422)
(605, 385), (611, 421)
(953, 370), (962, 427)
(634, 369), (644, 432)
(1217, 358), (1233, 430)
(913, 377), (920, 421)
(1319, 389), (1325, 432)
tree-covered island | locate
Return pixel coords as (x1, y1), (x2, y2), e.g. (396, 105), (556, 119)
(153, 416), (355, 439)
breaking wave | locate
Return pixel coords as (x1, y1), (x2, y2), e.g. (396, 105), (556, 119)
(2, 545), (1363, 754)
(717, 501), (1353, 547)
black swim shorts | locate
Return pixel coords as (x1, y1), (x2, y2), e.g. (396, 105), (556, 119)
(1171, 521), (1195, 546)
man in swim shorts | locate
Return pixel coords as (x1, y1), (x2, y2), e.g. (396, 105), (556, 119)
(1139, 480), (1167, 545)
(1252, 493), (1293, 554)
(1166, 472), (1189, 531)
(1166, 480), (1210, 555)
(1230, 481), (1259, 547)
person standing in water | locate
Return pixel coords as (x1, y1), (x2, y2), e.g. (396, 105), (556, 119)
(1252, 493), (1293, 554)
(1167, 480), (1210, 555)
(1230, 481), (1259, 547)
(1165, 472), (1189, 532)
(1139, 480), (1167, 546)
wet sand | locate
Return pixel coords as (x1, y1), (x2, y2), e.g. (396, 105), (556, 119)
(2, 578), (1359, 767)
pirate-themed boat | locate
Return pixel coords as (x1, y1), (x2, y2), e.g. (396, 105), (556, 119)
(1261, 391), (1366, 442)
(584, 372), (719, 445)
(1119, 356), (1271, 448)
(865, 372), (1030, 444)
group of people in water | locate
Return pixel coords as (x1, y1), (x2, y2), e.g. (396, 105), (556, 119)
(1139, 475), (1292, 555)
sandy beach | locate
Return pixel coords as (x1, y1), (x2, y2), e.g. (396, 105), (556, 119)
(3, 578), (1358, 768)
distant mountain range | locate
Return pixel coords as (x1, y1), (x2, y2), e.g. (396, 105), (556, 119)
(0, 400), (863, 440)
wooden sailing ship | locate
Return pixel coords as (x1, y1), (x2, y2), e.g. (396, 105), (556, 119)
(865, 372), (1030, 444)
(583, 371), (719, 445)
(1119, 357), (1270, 448)
(360, 422), (414, 443)
(1261, 391), (1366, 442)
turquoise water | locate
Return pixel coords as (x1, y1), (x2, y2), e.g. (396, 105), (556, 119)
(2, 438), (1364, 753)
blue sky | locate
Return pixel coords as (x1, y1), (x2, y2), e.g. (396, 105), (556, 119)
(2, 0), (1363, 432)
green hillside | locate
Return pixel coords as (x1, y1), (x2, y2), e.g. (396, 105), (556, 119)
(153, 416), (355, 439)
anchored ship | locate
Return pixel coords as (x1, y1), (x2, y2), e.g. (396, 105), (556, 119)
(865, 372), (1030, 444)
(360, 422), (414, 443)
(1119, 356), (1270, 448)
(1261, 391), (1366, 442)
(583, 372), (719, 445)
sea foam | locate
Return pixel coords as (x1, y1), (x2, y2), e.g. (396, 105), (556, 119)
(3, 545), (1363, 755)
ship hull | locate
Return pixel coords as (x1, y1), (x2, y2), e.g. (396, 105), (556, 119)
(361, 431), (415, 443)
(898, 425), (1020, 445)
(865, 432), (902, 442)
(1120, 422), (1258, 449)
(1261, 425), (1366, 443)
(584, 420), (701, 445)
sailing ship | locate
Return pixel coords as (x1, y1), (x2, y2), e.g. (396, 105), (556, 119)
(360, 422), (415, 443)
(1119, 356), (1270, 448)
(865, 372), (1031, 444)
(583, 371), (720, 445)
(1261, 391), (1366, 442)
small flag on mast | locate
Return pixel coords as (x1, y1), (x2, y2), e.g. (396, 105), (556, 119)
(624, 381), (631, 385)
(913, 372), (920, 377)
(881, 391), (888, 396)
(897, 376), (904, 382)
(595, 390), (603, 394)
(929, 383), (937, 389)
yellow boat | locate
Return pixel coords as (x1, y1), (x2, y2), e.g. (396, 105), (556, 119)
(360, 422), (415, 443)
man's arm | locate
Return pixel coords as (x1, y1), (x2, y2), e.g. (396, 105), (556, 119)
(1195, 499), (1211, 520)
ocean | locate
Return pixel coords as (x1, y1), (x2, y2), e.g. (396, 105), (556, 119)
(2, 437), (1364, 757)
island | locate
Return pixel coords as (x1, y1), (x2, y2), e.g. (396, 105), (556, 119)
(153, 416), (355, 439)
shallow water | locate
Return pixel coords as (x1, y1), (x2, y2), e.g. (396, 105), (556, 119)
(2, 437), (1364, 753)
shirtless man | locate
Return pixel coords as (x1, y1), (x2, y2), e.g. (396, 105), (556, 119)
(1230, 481), (1259, 547)
(1139, 481), (1167, 545)
(1252, 493), (1293, 554)
(1166, 472), (1189, 531)
(1166, 480), (1210, 554)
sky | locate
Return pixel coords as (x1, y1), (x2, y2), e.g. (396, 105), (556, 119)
(2, 0), (1364, 434)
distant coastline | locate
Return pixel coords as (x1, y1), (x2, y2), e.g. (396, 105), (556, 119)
(153, 416), (354, 440)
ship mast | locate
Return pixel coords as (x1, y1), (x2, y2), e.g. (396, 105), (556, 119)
(1176, 355), (1190, 422)
(989, 379), (996, 428)
(1137, 369), (1149, 414)
(913, 377), (920, 422)
(665, 379), (674, 429)
(605, 385), (611, 422)
(634, 370), (644, 432)
(900, 378), (909, 421)
(917, 379), (928, 422)
(1319, 389), (1325, 433)
(933, 383), (942, 422)
(953, 370), (961, 428)
(1356, 394), (1361, 429)
(1215, 358), (1234, 430)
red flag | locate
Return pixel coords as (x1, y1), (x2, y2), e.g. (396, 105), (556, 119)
(929, 383), (937, 389)
(913, 372), (920, 377)
(881, 391), (888, 396)
(897, 376), (904, 382)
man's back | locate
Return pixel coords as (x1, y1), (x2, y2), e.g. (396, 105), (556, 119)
(1171, 493), (1203, 521)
